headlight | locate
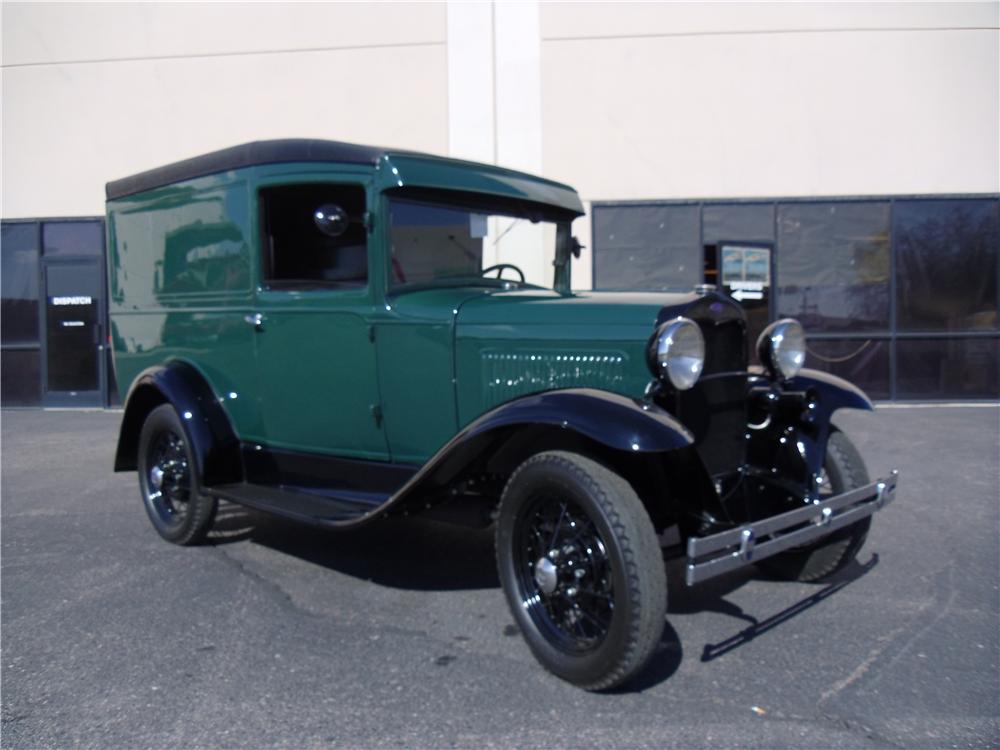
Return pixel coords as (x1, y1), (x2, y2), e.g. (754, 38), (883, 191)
(647, 317), (705, 390)
(757, 318), (806, 380)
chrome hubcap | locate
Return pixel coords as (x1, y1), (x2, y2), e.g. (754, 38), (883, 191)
(534, 556), (558, 595)
(145, 431), (191, 523)
(516, 497), (614, 652)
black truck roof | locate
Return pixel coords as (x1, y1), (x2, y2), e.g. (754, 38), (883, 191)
(105, 139), (399, 200)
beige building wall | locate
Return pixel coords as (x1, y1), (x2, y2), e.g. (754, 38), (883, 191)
(1, 2), (449, 218)
(538, 2), (1000, 289)
(3, 1), (998, 290)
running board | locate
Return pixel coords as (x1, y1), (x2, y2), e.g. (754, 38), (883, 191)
(208, 482), (388, 527)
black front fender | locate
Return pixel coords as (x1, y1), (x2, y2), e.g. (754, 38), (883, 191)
(371, 388), (693, 524)
(462, 388), (694, 454)
(114, 361), (242, 487)
(786, 368), (874, 416)
(745, 368), (874, 506)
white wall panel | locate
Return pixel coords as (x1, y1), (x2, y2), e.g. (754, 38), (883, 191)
(541, 2), (997, 40)
(446, 1), (494, 163)
(494, 1), (542, 174)
(2, 2), (445, 66)
(542, 29), (999, 203)
(2, 44), (448, 217)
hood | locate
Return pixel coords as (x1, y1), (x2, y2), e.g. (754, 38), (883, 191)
(457, 289), (697, 328)
(453, 289), (745, 424)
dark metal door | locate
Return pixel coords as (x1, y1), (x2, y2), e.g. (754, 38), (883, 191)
(41, 258), (105, 407)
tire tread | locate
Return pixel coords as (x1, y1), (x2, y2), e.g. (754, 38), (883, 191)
(497, 451), (666, 691)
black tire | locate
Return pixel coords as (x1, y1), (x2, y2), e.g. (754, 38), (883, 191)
(495, 451), (667, 690)
(758, 429), (872, 582)
(137, 404), (217, 545)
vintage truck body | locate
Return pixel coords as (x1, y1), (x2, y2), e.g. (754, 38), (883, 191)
(107, 140), (897, 689)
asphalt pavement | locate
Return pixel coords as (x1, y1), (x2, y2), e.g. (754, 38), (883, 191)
(2, 405), (998, 749)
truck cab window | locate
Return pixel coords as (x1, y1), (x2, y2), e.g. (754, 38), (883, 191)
(260, 184), (367, 289)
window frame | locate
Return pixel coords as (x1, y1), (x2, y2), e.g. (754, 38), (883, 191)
(253, 174), (374, 298)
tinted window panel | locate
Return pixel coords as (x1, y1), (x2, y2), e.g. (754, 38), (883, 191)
(1, 222), (40, 344)
(593, 205), (700, 290)
(776, 202), (890, 333)
(804, 338), (890, 400)
(42, 221), (103, 257)
(703, 203), (774, 245)
(1, 348), (41, 406)
(896, 337), (999, 399)
(895, 199), (999, 332)
(262, 184), (367, 289)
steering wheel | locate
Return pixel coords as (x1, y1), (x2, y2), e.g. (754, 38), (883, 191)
(481, 263), (526, 283)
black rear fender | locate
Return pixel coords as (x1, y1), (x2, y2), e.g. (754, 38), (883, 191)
(114, 361), (243, 487)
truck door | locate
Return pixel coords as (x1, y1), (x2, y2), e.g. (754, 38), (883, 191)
(250, 180), (388, 460)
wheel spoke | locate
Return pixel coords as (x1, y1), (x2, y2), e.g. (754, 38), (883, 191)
(548, 502), (567, 550)
(514, 492), (615, 653)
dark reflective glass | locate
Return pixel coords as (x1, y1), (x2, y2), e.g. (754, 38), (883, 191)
(776, 202), (890, 332)
(895, 199), (999, 332)
(896, 337), (999, 399)
(44, 263), (101, 393)
(703, 203), (775, 245)
(593, 205), (700, 290)
(1, 348), (41, 406)
(263, 184), (365, 289)
(804, 338), (890, 400)
(42, 221), (104, 257)
(1, 222), (40, 344)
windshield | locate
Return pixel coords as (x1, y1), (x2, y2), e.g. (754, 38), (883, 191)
(388, 196), (568, 291)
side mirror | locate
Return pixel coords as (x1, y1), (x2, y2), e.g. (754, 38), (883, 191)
(314, 204), (349, 237)
(570, 236), (585, 259)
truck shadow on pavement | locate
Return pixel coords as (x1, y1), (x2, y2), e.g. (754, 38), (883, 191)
(207, 502), (879, 688)
(675, 554), (880, 663)
(208, 501), (500, 590)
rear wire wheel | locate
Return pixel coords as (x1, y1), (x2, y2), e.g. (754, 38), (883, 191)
(137, 404), (217, 545)
(496, 451), (667, 690)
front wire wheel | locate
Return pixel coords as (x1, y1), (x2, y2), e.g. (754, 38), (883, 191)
(137, 404), (217, 545)
(514, 494), (615, 653)
(496, 451), (667, 690)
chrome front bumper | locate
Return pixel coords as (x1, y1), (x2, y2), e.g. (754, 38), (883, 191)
(685, 470), (899, 586)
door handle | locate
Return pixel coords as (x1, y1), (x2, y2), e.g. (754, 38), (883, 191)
(244, 313), (264, 330)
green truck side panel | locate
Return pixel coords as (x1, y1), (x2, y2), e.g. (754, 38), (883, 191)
(252, 297), (387, 459)
(108, 152), (646, 467)
(107, 173), (262, 435)
(454, 291), (666, 428)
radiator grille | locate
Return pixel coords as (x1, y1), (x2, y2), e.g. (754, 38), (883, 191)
(700, 318), (747, 375)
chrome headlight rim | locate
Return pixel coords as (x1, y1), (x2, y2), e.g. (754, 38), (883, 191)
(646, 316), (705, 391)
(757, 318), (806, 380)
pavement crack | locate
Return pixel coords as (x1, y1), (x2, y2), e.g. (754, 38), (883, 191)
(817, 713), (905, 749)
(819, 562), (956, 707)
(207, 544), (317, 619)
(814, 562), (961, 748)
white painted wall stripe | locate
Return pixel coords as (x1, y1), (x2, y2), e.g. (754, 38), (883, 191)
(446, 1), (495, 164)
(493, 1), (543, 174)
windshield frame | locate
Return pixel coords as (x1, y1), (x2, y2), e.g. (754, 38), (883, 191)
(382, 188), (575, 296)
